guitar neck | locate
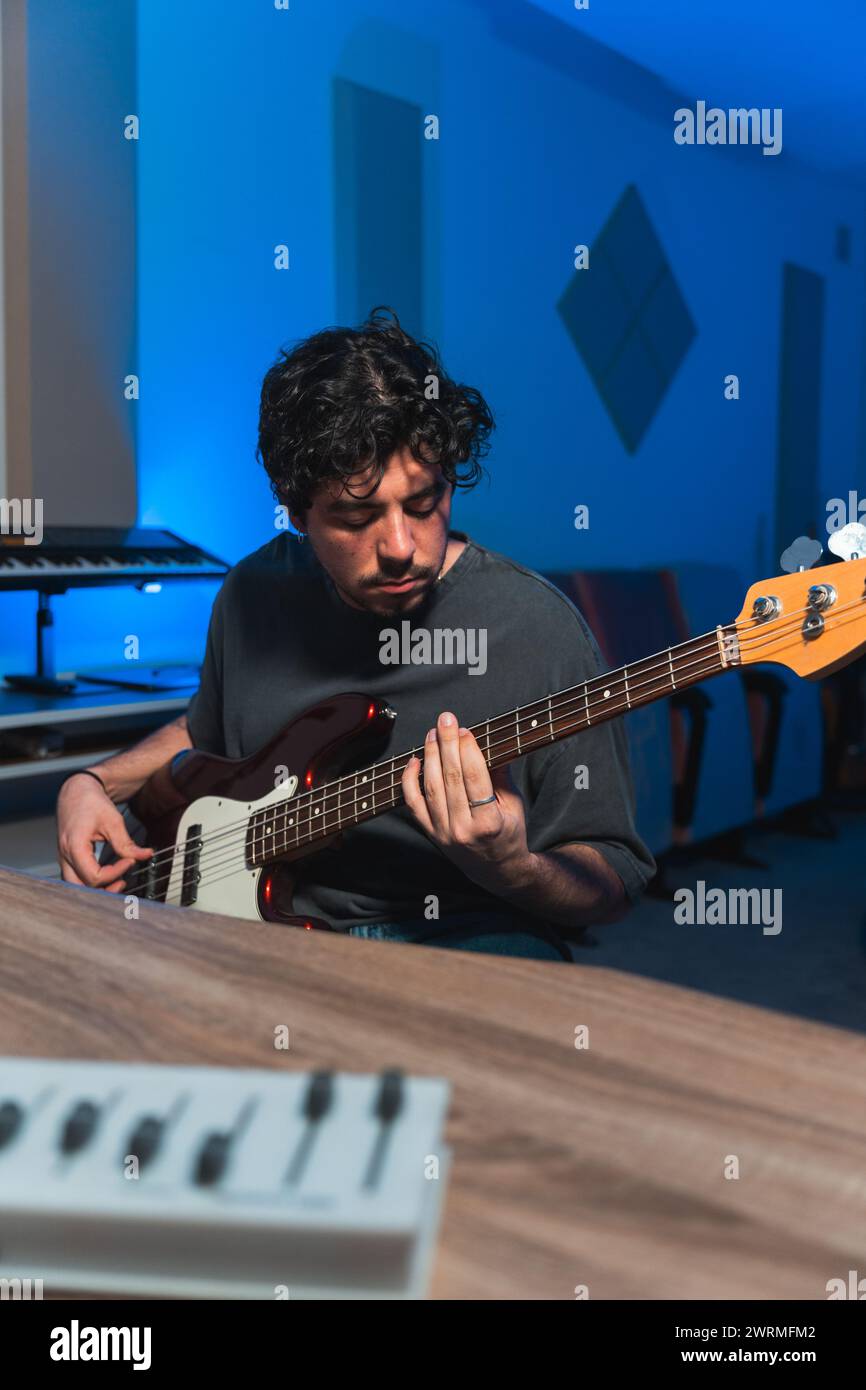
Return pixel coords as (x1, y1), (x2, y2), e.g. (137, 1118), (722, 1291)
(247, 624), (738, 866)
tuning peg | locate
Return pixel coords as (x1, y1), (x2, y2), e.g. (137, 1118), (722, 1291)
(828, 521), (866, 562)
(780, 536), (824, 573)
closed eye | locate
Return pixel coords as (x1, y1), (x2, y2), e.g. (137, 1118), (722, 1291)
(342, 504), (438, 531)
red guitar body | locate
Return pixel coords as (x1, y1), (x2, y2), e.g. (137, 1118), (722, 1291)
(126, 693), (397, 929)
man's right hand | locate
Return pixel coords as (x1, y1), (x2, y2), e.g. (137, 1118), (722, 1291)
(57, 773), (153, 893)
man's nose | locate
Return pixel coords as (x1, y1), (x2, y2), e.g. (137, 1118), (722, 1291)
(378, 513), (415, 565)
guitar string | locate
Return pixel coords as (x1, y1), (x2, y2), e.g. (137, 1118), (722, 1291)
(133, 595), (863, 899)
(134, 630), (740, 889)
(129, 596), (859, 897)
(131, 623), (750, 885)
(139, 653), (730, 901)
(127, 634), (718, 882)
(184, 592), (866, 904)
(130, 592), (843, 885)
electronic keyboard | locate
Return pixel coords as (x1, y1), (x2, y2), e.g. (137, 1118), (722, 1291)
(0, 1059), (452, 1299)
(0, 526), (228, 591)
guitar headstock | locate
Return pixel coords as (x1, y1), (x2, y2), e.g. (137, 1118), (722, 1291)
(734, 556), (866, 679)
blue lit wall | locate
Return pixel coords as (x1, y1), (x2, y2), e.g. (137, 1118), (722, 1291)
(132, 0), (866, 605)
(4, 0), (865, 675)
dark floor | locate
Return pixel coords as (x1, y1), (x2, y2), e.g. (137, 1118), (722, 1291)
(574, 808), (866, 1036)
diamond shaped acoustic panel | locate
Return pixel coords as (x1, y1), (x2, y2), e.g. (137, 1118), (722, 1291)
(557, 185), (696, 453)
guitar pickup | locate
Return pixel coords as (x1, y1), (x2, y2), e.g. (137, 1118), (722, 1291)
(180, 823), (203, 907)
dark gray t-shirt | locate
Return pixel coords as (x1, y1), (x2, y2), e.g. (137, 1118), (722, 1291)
(185, 531), (656, 927)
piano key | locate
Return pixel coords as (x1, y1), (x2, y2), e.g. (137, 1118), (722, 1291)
(0, 527), (228, 589)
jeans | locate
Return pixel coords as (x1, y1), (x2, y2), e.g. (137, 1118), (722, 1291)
(347, 910), (573, 962)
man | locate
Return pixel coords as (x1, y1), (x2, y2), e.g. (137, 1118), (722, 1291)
(57, 308), (655, 960)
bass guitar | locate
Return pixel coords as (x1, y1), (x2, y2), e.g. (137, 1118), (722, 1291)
(121, 553), (866, 927)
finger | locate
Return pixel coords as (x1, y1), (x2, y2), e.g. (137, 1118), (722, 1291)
(458, 727), (497, 810)
(435, 712), (471, 829)
(88, 856), (137, 888)
(67, 836), (135, 888)
(401, 754), (435, 836)
(420, 726), (449, 836)
(104, 822), (152, 862)
(104, 879), (128, 894)
(64, 836), (110, 887)
(59, 858), (85, 886)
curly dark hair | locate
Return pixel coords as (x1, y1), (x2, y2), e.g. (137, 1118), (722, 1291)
(256, 307), (494, 516)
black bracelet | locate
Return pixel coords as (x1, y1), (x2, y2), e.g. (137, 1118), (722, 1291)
(60, 768), (107, 793)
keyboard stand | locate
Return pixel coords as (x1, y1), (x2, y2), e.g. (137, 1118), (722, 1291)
(3, 593), (76, 695)
(3, 591), (194, 697)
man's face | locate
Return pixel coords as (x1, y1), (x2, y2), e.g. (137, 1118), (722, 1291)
(293, 448), (453, 616)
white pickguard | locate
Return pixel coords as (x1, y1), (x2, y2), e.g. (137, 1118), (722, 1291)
(162, 775), (299, 920)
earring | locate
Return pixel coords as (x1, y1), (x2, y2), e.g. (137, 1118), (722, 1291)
(296, 530), (306, 544)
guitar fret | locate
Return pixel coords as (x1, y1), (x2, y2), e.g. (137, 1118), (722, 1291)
(668, 648), (676, 690)
(585, 683), (591, 727)
(624, 665), (630, 708)
(548, 695), (554, 743)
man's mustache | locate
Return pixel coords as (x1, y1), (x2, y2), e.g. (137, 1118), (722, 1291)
(363, 568), (435, 587)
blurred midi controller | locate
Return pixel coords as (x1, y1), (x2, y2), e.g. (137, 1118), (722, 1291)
(0, 1059), (452, 1299)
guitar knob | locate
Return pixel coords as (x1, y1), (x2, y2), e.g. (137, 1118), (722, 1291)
(807, 583), (836, 611)
(780, 536), (823, 573)
(828, 521), (866, 562)
(752, 595), (780, 621)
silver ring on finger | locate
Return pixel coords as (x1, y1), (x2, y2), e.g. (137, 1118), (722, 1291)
(468, 793), (497, 808)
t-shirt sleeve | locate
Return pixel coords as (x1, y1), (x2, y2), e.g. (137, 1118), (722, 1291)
(518, 593), (657, 903)
(185, 587), (227, 755)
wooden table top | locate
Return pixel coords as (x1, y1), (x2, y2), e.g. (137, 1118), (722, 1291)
(1, 863), (865, 1300)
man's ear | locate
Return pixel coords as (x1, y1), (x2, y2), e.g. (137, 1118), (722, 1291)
(288, 512), (306, 534)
